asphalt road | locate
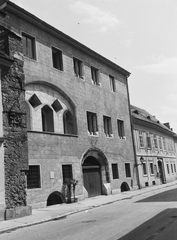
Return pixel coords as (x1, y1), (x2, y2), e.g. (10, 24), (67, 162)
(1, 187), (177, 240)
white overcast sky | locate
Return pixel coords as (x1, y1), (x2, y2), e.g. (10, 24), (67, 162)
(11, 0), (177, 132)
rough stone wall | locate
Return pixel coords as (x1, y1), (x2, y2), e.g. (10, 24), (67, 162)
(0, 12), (28, 209)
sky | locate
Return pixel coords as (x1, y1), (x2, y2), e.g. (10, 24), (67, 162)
(11, 0), (177, 132)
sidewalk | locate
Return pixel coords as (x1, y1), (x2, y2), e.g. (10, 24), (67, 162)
(0, 181), (177, 234)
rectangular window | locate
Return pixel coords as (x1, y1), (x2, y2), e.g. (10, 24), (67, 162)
(174, 164), (176, 172)
(159, 136), (162, 150)
(27, 165), (41, 189)
(103, 116), (113, 137)
(150, 163), (154, 175)
(139, 131), (144, 148)
(171, 164), (173, 173)
(163, 138), (166, 151)
(87, 111), (98, 135)
(52, 47), (63, 70)
(153, 135), (158, 149)
(142, 162), (147, 175)
(167, 163), (170, 174)
(62, 164), (73, 183)
(125, 163), (131, 177)
(73, 57), (83, 78)
(91, 66), (99, 85)
(22, 32), (36, 59)
(112, 164), (119, 179)
(117, 120), (125, 139)
(109, 75), (116, 92)
(146, 133), (151, 149)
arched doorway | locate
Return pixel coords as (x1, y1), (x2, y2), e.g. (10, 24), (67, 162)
(121, 182), (130, 192)
(47, 191), (65, 206)
(82, 148), (110, 198)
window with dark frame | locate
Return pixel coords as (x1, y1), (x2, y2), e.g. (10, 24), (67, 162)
(52, 47), (63, 70)
(142, 162), (147, 175)
(91, 66), (99, 85)
(112, 164), (119, 179)
(163, 138), (166, 151)
(87, 111), (98, 135)
(139, 131), (144, 148)
(125, 163), (131, 177)
(103, 116), (113, 137)
(174, 163), (176, 172)
(62, 165), (73, 183)
(27, 165), (41, 189)
(150, 162), (154, 175)
(22, 32), (36, 59)
(171, 164), (173, 173)
(73, 57), (83, 78)
(109, 75), (116, 92)
(41, 105), (54, 132)
(117, 120), (125, 139)
(159, 136), (162, 150)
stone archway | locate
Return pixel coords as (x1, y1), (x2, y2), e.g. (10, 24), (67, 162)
(82, 148), (110, 197)
(120, 182), (130, 192)
(47, 191), (65, 206)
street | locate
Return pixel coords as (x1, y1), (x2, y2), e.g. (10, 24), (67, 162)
(0, 187), (177, 240)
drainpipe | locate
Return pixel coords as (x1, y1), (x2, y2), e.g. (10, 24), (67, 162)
(126, 76), (141, 190)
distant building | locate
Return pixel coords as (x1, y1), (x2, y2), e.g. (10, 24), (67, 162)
(1, 1), (137, 209)
(131, 105), (177, 188)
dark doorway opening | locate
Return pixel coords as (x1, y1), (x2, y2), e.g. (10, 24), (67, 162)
(47, 192), (65, 206)
(121, 182), (130, 192)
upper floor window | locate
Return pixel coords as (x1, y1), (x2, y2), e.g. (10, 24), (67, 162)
(63, 110), (75, 135)
(91, 66), (100, 85)
(158, 136), (162, 150)
(150, 162), (154, 175)
(139, 131), (144, 148)
(41, 105), (54, 132)
(73, 57), (83, 78)
(87, 111), (98, 136)
(117, 119), (125, 139)
(103, 116), (113, 137)
(163, 138), (166, 151)
(109, 75), (116, 92)
(146, 133), (151, 149)
(153, 135), (158, 149)
(52, 47), (63, 70)
(22, 32), (36, 59)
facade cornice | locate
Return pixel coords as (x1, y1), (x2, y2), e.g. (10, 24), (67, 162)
(132, 116), (175, 137)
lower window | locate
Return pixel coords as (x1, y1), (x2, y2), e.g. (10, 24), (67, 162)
(125, 163), (131, 177)
(62, 164), (73, 183)
(112, 163), (119, 179)
(27, 165), (41, 189)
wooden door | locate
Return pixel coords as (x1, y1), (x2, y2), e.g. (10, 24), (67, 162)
(83, 167), (101, 197)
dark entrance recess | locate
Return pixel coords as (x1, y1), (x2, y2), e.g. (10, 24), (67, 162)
(47, 191), (65, 206)
(158, 160), (165, 184)
(82, 157), (102, 197)
(121, 182), (130, 192)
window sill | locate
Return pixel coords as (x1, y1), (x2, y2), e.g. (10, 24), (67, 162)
(27, 130), (78, 137)
(88, 132), (99, 137)
(24, 55), (37, 62)
(27, 188), (42, 191)
(75, 75), (85, 80)
(52, 67), (64, 72)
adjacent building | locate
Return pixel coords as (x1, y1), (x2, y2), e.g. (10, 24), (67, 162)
(1, 1), (137, 208)
(131, 105), (177, 188)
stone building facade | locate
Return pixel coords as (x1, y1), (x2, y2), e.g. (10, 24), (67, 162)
(131, 105), (177, 188)
(3, 1), (137, 208)
(0, 4), (29, 220)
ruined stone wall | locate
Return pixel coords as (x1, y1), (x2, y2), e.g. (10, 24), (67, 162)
(0, 11), (28, 209)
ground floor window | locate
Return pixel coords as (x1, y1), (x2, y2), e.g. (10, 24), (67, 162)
(150, 162), (154, 175)
(27, 165), (41, 189)
(125, 163), (131, 177)
(166, 163), (170, 174)
(174, 163), (176, 172)
(62, 164), (73, 183)
(142, 162), (147, 175)
(112, 163), (119, 179)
